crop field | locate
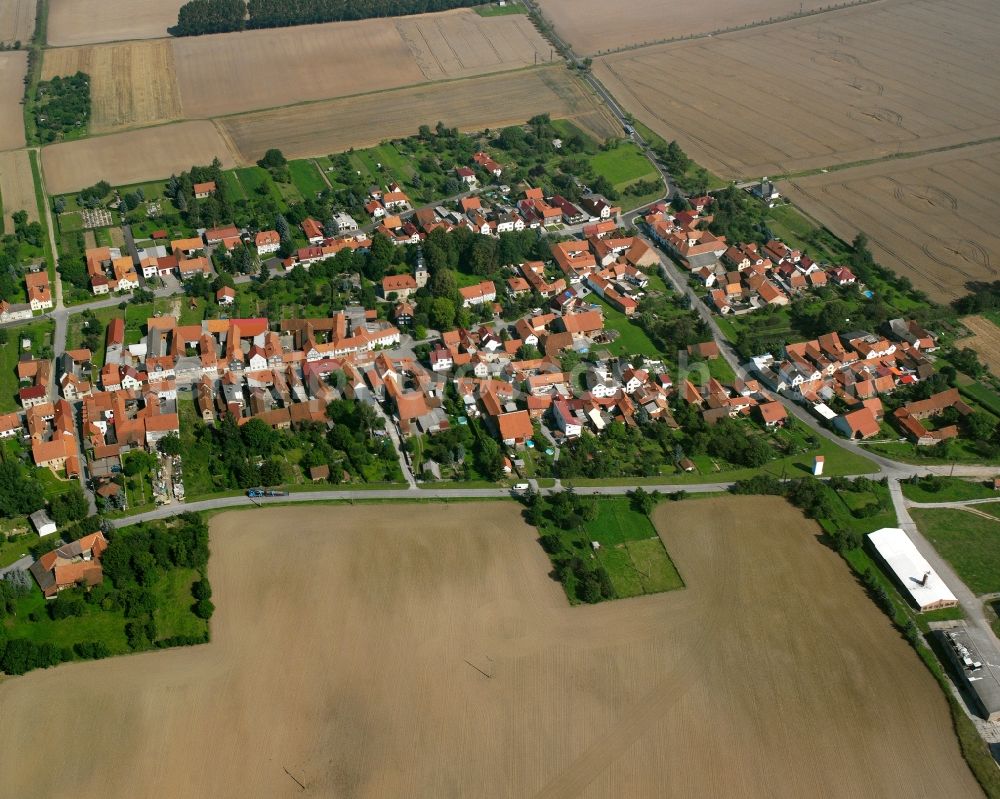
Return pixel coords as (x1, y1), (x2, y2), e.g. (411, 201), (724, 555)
(957, 315), (1000, 376)
(220, 66), (619, 165)
(171, 9), (549, 120)
(42, 41), (183, 132)
(0, 0), (35, 46)
(47, 0), (185, 47)
(0, 150), (39, 228)
(538, 0), (832, 55)
(395, 9), (550, 80)
(41, 121), (237, 194)
(594, 0), (1000, 179)
(780, 141), (1000, 299)
(0, 498), (980, 797)
(0, 51), (27, 151)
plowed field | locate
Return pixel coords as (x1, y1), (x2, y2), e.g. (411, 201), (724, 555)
(0, 0), (35, 46)
(47, 0), (185, 47)
(0, 498), (980, 798)
(594, 0), (1000, 179)
(538, 0), (832, 55)
(780, 141), (1000, 299)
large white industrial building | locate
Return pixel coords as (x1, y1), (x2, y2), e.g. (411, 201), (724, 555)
(866, 527), (958, 612)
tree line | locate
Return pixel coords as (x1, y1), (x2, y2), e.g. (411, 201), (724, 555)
(172, 0), (482, 36)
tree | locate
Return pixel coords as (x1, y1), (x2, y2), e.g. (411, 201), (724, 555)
(49, 484), (89, 525)
(194, 598), (215, 619)
(0, 462), (44, 518)
(430, 297), (456, 330)
(257, 148), (287, 170)
(628, 487), (655, 516)
(157, 434), (181, 456)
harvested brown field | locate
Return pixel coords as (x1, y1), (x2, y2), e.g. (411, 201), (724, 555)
(780, 140), (1000, 299)
(221, 66), (618, 164)
(595, 0), (1000, 179)
(42, 41), (182, 132)
(47, 0), (184, 47)
(957, 316), (1000, 377)
(41, 121), (236, 194)
(0, 498), (980, 798)
(174, 9), (550, 119)
(539, 0), (832, 55)
(0, 50), (27, 151)
(0, 150), (38, 228)
(0, 0), (36, 46)
(396, 10), (550, 81)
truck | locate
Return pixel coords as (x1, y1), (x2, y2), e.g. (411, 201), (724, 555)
(247, 488), (289, 498)
(263, 489), (289, 497)
(247, 489), (264, 498)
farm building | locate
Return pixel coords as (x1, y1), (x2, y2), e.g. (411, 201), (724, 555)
(933, 625), (1000, 723)
(866, 527), (957, 611)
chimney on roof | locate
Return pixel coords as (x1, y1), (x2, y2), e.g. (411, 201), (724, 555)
(918, 570), (931, 587)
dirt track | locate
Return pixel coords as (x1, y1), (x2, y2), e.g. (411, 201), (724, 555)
(0, 498), (980, 798)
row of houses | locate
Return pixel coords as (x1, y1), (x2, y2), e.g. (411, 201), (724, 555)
(747, 319), (945, 442)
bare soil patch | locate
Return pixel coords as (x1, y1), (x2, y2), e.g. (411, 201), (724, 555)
(539, 0), (832, 55)
(957, 315), (1000, 377)
(0, 0), (36, 46)
(0, 150), (38, 228)
(47, 0), (185, 47)
(42, 41), (182, 132)
(0, 50), (27, 151)
(41, 121), (236, 194)
(0, 498), (980, 798)
(594, 0), (1000, 179)
(221, 66), (618, 164)
(780, 140), (1000, 299)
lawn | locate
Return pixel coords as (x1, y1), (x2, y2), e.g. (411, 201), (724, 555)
(592, 296), (660, 356)
(153, 567), (209, 640)
(0, 319), (54, 412)
(176, 396), (219, 499)
(582, 497), (683, 598)
(124, 301), (154, 345)
(219, 171), (246, 203)
(66, 305), (124, 369)
(911, 508), (1000, 595)
(589, 143), (658, 191)
(901, 476), (996, 504)
(288, 159), (327, 199)
(4, 584), (131, 654)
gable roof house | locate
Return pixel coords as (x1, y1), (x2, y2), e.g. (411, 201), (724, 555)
(30, 531), (109, 598)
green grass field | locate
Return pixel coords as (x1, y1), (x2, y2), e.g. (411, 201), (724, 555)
(153, 568), (209, 640)
(583, 498), (683, 598)
(911, 508), (1000, 595)
(4, 585), (131, 654)
(901, 476), (996, 504)
(288, 159), (327, 199)
(0, 319), (54, 412)
(177, 396), (218, 499)
(591, 296), (660, 356)
(220, 170), (247, 203)
(589, 144), (657, 190)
